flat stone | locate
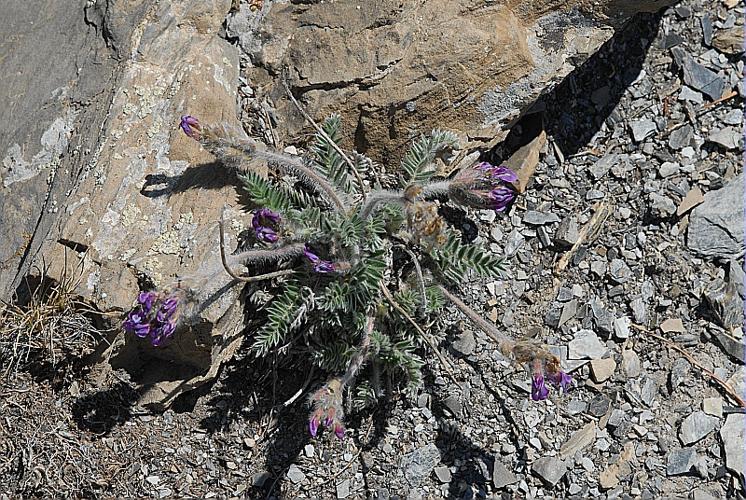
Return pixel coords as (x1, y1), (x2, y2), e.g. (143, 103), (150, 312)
(560, 422), (597, 458)
(609, 259), (632, 284)
(703, 278), (743, 331)
(433, 466), (452, 483)
(660, 318), (685, 333)
(523, 210), (560, 225)
(658, 161), (680, 178)
(649, 192), (677, 217)
(723, 108), (743, 126)
(287, 464), (306, 484)
(721, 414), (746, 480)
(568, 329), (608, 360)
(336, 479), (351, 499)
(688, 174), (744, 259)
(670, 357), (691, 390)
(702, 397), (723, 418)
(631, 297), (648, 323)
(554, 216), (580, 247)
(708, 127), (741, 150)
(591, 358), (617, 383)
(679, 411), (719, 445)
(452, 330), (476, 356)
(504, 229), (525, 257)
(666, 447), (698, 476)
(590, 154), (618, 179)
(588, 394), (611, 417)
(668, 124), (693, 151)
(630, 119), (657, 142)
(622, 349), (641, 378)
(559, 299), (578, 327)
(678, 86), (704, 103)
(676, 187), (705, 216)
(692, 488), (721, 500)
(671, 47), (725, 100)
(613, 316), (631, 340)
(531, 456), (567, 486)
(492, 460), (518, 489)
(402, 444), (441, 486)
(713, 26), (744, 55)
(701, 14), (713, 46)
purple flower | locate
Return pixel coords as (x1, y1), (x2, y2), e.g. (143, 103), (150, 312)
(333, 422), (345, 440)
(252, 208), (281, 243)
(124, 310), (151, 338)
(137, 291), (157, 312)
(531, 374), (549, 401)
(309, 415), (320, 437)
(156, 295), (179, 322)
(547, 370), (573, 392)
(303, 245), (336, 273)
(180, 115), (201, 139)
(150, 320), (176, 347)
(476, 162), (519, 183)
(489, 186), (516, 212)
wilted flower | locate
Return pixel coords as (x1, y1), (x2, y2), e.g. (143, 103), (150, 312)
(252, 208), (281, 243)
(547, 369), (573, 392)
(303, 245), (336, 273)
(180, 115), (201, 139)
(527, 354), (573, 401)
(531, 373), (550, 401)
(308, 378), (345, 440)
(309, 414), (320, 437)
(448, 162), (517, 212)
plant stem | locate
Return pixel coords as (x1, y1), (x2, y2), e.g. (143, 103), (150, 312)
(438, 285), (514, 351)
(358, 190), (406, 219)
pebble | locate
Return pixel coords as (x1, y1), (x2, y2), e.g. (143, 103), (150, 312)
(287, 464), (306, 484)
(720, 414), (746, 480)
(433, 466), (452, 483)
(531, 457), (567, 486)
(630, 119), (657, 142)
(336, 479), (351, 499)
(560, 422), (597, 458)
(523, 210), (560, 225)
(492, 461), (518, 489)
(609, 259), (632, 284)
(708, 127), (741, 149)
(588, 394), (611, 417)
(452, 330), (476, 356)
(590, 358), (617, 383)
(666, 447), (698, 476)
(668, 125), (693, 150)
(304, 444), (315, 458)
(671, 47), (725, 100)
(678, 85), (704, 103)
(658, 161), (680, 178)
(402, 444), (441, 486)
(660, 318), (685, 333)
(568, 329), (608, 359)
(621, 349), (642, 378)
(680, 411), (719, 445)
(613, 316), (631, 339)
(702, 397), (723, 418)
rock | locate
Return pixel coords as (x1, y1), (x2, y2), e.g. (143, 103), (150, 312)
(679, 411), (719, 445)
(702, 278), (743, 331)
(402, 444), (441, 486)
(622, 349), (642, 378)
(588, 394), (611, 417)
(666, 447), (698, 476)
(678, 86), (704, 103)
(559, 300), (579, 327)
(523, 211), (560, 226)
(242, 0), (677, 164)
(442, 394), (462, 416)
(720, 414), (746, 480)
(554, 216), (580, 247)
(688, 174), (744, 259)
(668, 124), (693, 150)
(531, 456), (567, 486)
(287, 464), (306, 484)
(658, 161), (680, 178)
(649, 192), (677, 217)
(568, 329), (608, 360)
(505, 130), (546, 194)
(492, 460), (518, 490)
(670, 357), (691, 390)
(712, 27), (744, 55)
(702, 397), (723, 418)
(660, 318), (685, 333)
(692, 488), (722, 500)
(723, 109), (743, 126)
(631, 297), (648, 323)
(504, 229), (526, 257)
(710, 329), (746, 362)
(630, 119), (657, 142)
(452, 330), (476, 356)
(609, 259), (632, 284)
(701, 14), (714, 46)
(590, 358), (617, 383)
(707, 127), (741, 150)
(671, 47), (725, 100)
(613, 317), (631, 340)
(336, 479), (351, 498)
(676, 187), (705, 216)
(590, 154), (618, 180)
(560, 422), (597, 458)
(433, 466), (451, 483)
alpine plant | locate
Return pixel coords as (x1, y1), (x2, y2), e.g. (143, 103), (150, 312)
(122, 112), (573, 440)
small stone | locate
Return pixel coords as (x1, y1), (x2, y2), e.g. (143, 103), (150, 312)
(721, 414), (746, 480)
(660, 318), (685, 333)
(504, 229), (525, 257)
(701, 14), (714, 46)
(588, 394), (611, 417)
(688, 174), (744, 259)
(622, 350), (641, 378)
(559, 299), (578, 327)
(678, 86), (703, 103)
(252, 471), (272, 487)
(676, 187), (705, 216)
(492, 461), (518, 489)
(590, 358), (617, 383)
(712, 26), (745, 55)
(304, 444), (315, 458)
(402, 444), (441, 486)
(692, 488), (720, 500)
(658, 161), (680, 178)
(668, 125), (693, 150)
(613, 317), (631, 340)
(609, 259), (632, 284)
(670, 357), (691, 390)
(531, 457), (567, 486)
(666, 447), (698, 476)
(523, 210), (560, 225)
(560, 422), (597, 458)
(146, 476), (160, 486)
(568, 329), (608, 360)
(630, 119), (657, 142)
(336, 479), (351, 499)
(433, 466), (451, 483)
(590, 154), (617, 179)
(723, 109), (743, 126)
(631, 297), (648, 323)
(702, 397), (723, 418)
(452, 330), (476, 356)
(553, 216), (580, 247)
(287, 464), (306, 484)
(671, 47), (725, 100)
(649, 192), (676, 217)
(680, 411), (719, 445)
(708, 127), (741, 150)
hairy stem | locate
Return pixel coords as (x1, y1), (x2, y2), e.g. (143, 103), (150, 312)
(227, 243), (307, 267)
(341, 315), (374, 387)
(358, 190), (406, 219)
(421, 180), (451, 199)
(438, 285), (515, 351)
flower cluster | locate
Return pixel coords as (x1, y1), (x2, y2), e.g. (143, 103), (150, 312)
(180, 115), (201, 140)
(252, 208), (281, 243)
(448, 162), (518, 212)
(308, 379), (345, 440)
(303, 245), (336, 273)
(123, 290), (181, 347)
(530, 357), (573, 401)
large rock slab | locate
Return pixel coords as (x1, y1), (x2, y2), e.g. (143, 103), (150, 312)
(688, 174), (744, 259)
(235, 0), (675, 163)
